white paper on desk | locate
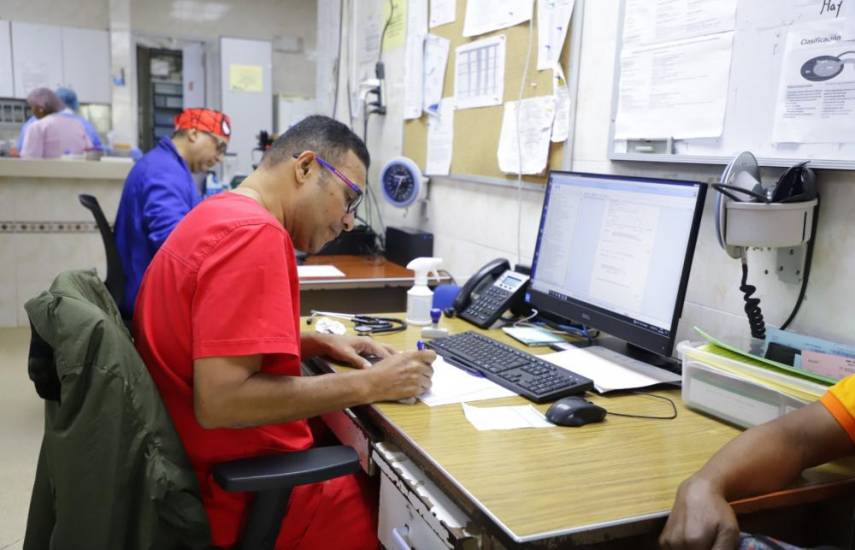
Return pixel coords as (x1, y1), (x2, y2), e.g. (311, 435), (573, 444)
(614, 32), (734, 140)
(540, 347), (681, 394)
(551, 62), (571, 142)
(462, 403), (553, 431)
(463, 0), (532, 38)
(454, 35), (506, 109)
(426, 98), (454, 175)
(537, 0), (575, 71)
(429, 0), (456, 28)
(419, 357), (515, 407)
(422, 34), (450, 115)
(497, 95), (556, 175)
(296, 265), (345, 278)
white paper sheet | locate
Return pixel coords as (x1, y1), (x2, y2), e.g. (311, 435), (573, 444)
(404, 0), (429, 120)
(550, 62), (571, 142)
(429, 0), (456, 28)
(537, 0), (575, 70)
(772, 19), (855, 144)
(497, 95), (556, 174)
(463, 0), (533, 37)
(426, 98), (455, 175)
(454, 35), (506, 109)
(462, 403), (554, 431)
(614, 32), (735, 140)
(540, 347), (681, 394)
(297, 265), (346, 278)
(622, 0), (737, 47)
(423, 34), (450, 115)
(419, 357), (515, 407)
(404, 34), (426, 119)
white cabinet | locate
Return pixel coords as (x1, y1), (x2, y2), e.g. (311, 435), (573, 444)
(11, 21), (64, 98)
(0, 21), (13, 98)
(61, 27), (111, 104)
(11, 22), (110, 104)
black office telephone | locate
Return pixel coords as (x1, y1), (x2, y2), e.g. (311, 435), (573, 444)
(453, 258), (530, 328)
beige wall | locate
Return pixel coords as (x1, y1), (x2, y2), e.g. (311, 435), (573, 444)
(131, 0), (317, 97)
(0, 0), (110, 29)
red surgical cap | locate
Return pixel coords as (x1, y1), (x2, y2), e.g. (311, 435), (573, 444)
(174, 108), (232, 139)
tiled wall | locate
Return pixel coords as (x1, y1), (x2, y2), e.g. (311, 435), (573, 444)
(369, 0), (855, 351)
(0, 178), (122, 326)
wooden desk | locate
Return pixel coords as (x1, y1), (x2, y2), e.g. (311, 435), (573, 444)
(305, 317), (855, 547)
(299, 255), (441, 315)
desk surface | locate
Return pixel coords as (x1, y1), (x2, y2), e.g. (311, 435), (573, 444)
(306, 317), (855, 545)
(300, 255), (417, 289)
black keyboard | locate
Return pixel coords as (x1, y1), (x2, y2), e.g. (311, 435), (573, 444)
(426, 332), (593, 403)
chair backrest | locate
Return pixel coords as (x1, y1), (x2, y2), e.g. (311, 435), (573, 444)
(78, 194), (126, 308)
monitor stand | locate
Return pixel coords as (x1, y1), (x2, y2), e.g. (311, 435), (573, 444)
(570, 334), (682, 374)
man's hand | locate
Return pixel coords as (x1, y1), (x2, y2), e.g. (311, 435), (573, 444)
(303, 333), (396, 368)
(362, 350), (436, 402)
(659, 476), (740, 550)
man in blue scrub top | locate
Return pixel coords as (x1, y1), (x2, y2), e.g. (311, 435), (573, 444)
(55, 87), (103, 150)
(114, 107), (231, 317)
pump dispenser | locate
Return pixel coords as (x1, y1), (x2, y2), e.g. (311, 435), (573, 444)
(405, 257), (442, 325)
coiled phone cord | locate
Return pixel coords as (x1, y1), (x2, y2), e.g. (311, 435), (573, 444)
(740, 254), (766, 340)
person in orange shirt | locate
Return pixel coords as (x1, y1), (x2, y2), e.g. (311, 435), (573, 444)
(660, 376), (855, 549)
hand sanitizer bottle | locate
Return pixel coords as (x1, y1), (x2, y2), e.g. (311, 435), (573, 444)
(406, 257), (442, 325)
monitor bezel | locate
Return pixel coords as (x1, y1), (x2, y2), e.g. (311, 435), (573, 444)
(527, 170), (707, 359)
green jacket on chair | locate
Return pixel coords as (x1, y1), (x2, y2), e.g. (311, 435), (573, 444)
(24, 269), (210, 550)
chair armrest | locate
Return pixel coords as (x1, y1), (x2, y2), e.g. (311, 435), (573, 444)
(213, 446), (360, 492)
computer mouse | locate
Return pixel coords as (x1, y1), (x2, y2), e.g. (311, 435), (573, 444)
(546, 396), (606, 427)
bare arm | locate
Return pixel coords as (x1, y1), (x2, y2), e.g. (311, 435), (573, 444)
(660, 401), (854, 550)
(193, 350), (435, 429)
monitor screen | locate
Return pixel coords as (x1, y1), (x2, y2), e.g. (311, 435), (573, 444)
(527, 171), (706, 359)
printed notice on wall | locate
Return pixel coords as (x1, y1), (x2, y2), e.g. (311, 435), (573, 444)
(426, 98), (455, 175)
(229, 64), (263, 92)
(462, 0), (532, 37)
(454, 35), (506, 109)
(772, 19), (855, 143)
(614, 33), (734, 140)
(497, 95), (556, 175)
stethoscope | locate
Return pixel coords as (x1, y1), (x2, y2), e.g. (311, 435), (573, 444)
(307, 310), (408, 335)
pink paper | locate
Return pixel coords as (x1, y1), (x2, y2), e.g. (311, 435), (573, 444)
(801, 350), (855, 381)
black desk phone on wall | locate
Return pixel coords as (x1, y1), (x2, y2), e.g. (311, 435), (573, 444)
(453, 258), (530, 328)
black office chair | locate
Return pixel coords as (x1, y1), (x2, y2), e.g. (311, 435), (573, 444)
(24, 269), (360, 550)
(78, 193), (125, 309)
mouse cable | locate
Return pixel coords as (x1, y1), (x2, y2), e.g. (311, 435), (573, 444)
(605, 392), (677, 421)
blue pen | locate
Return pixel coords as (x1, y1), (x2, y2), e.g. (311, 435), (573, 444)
(416, 340), (425, 351)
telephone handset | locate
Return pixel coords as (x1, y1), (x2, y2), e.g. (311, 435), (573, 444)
(453, 258), (530, 329)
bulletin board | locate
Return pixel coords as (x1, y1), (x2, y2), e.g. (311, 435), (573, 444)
(402, 1), (577, 184)
(608, 0), (855, 170)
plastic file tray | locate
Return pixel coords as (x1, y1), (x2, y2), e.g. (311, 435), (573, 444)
(677, 341), (829, 429)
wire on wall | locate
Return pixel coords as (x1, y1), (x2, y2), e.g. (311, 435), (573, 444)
(515, 14), (536, 266)
(331, 0), (345, 119)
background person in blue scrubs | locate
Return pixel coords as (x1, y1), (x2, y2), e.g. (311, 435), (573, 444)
(55, 87), (103, 150)
(114, 107), (231, 318)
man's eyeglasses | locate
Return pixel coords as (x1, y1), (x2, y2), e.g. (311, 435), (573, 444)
(295, 153), (364, 214)
(205, 132), (228, 155)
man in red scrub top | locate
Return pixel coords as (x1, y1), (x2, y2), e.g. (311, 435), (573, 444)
(134, 115), (435, 549)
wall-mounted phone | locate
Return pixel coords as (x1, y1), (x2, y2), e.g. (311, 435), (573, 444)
(452, 258), (530, 329)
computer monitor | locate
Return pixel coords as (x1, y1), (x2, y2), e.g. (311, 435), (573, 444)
(527, 171), (706, 364)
